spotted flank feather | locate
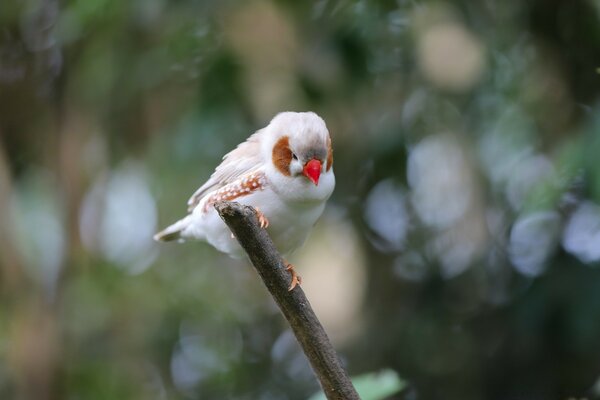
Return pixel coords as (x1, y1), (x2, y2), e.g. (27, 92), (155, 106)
(187, 130), (264, 211)
(201, 172), (267, 212)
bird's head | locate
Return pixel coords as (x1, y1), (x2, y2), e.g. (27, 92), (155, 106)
(267, 112), (333, 186)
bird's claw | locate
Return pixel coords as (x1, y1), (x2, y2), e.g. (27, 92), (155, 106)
(285, 262), (302, 291)
(255, 208), (269, 229)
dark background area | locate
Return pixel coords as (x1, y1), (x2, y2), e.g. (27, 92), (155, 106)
(2, 1), (600, 399)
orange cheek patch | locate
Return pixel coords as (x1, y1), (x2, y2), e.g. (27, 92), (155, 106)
(202, 172), (267, 212)
(272, 136), (292, 176)
(326, 136), (333, 172)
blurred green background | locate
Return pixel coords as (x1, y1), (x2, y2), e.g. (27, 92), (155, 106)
(2, 0), (600, 399)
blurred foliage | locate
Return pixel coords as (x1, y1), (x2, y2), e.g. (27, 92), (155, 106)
(309, 369), (406, 400)
(2, 0), (600, 399)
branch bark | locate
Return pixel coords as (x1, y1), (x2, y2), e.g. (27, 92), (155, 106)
(215, 201), (360, 400)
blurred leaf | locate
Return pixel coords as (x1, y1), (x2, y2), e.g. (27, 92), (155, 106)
(307, 369), (406, 400)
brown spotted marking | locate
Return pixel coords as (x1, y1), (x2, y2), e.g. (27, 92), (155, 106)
(202, 172), (267, 212)
(272, 136), (292, 176)
(326, 136), (333, 172)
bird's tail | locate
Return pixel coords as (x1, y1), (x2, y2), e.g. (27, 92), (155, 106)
(153, 215), (192, 242)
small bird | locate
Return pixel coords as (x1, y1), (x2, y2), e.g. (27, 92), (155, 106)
(154, 111), (335, 290)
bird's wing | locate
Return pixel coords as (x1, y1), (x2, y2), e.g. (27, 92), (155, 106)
(187, 130), (265, 211)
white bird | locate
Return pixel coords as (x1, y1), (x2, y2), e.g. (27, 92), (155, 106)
(154, 111), (335, 290)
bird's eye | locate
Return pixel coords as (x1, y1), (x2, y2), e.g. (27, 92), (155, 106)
(292, 153), (298, 161)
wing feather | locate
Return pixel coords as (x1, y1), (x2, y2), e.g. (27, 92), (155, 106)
(187, 129), (265, 211)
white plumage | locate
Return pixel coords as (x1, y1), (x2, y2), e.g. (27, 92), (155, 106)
(155, 112), (335, 268)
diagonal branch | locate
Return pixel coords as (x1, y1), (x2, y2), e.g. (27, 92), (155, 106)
(214, 201), (359, 400)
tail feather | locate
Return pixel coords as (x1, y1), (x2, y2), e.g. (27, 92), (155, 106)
(154, 216), (192, 242)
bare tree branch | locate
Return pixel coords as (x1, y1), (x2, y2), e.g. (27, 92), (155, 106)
(215, 201), (360, 400)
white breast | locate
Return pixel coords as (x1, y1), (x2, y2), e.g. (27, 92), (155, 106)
(181, 170), (335, 258)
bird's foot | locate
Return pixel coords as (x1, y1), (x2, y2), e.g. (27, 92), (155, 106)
(255, 207), (269, 229)
(284, 262), (302, 291)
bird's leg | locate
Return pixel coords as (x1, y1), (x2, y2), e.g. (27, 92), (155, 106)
(254, 207), (270, 229)
(284, 260), (302, 291)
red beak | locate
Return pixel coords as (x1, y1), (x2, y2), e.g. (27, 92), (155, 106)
(303, 159), (322, 186)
